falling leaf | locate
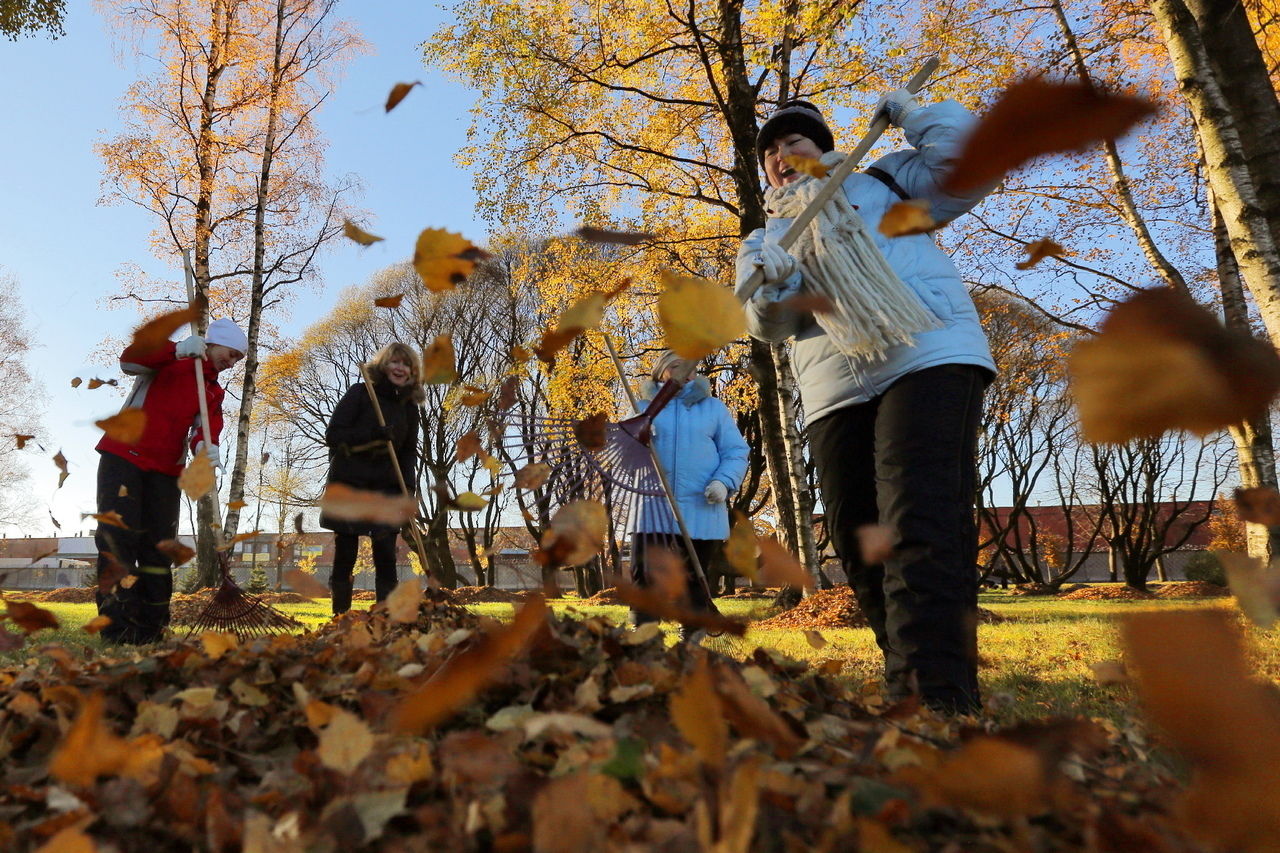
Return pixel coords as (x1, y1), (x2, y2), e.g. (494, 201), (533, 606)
(1234, 487), (1280, 526)
(344, 218), (384, 246)
(1069, 288), (1280, 443)
(669, 658), (727, 768)
(857, 524), (895, 564)
(878, 199), (936, 237)
(385, 80), (421, 112)
(1219, 551), (1280, 628)
(85, 511), (129, 529)
(6, 600), (59, 634)
(783, 153), (829, 179)
(1015, 238), (1066, 270)
(374, 294), (403, 309)
(156, 539), (195, 566)
(575, 226), (655, 245)
(943, 79), (1158, 194)
(645, 545), (690, 603)
(723, 511), (759, 580)
(226, 500), (246, 510)
(318, 708), (376, 774)
(412, 228), (489, 293)
(119, 575), (137, 589)
(510, 345), (533, 364)
(1122, 609), (1280, 849)
(757, 534), (814, 590)
(36, 826), (97, 853)
(514, 463), (551, 490)
(200, 631), (239, 660)
(900, 737), (1048, 818)
(455, 431), (483, 462)
(48, 692), (133, 786)
(96, 552), (129, 594)
(53, 451), (69, 489)
(534, 500), (608, 567)
(178, 450), (215, 500)
(391, 595), (548, 734)
(385, 743), (434, 785)
(421, 334), (457, 384)
(458, 386), (490, 406)
(496, 376), (519, 412)
(1090, 660), (1129, 686)
(804, 630), (828, 650)
(86, 378), (117, 390)
(70, 377), (83, 388)
(385, 579), (422, 623)
(533, 327), (580, 367)
(285, 568), (330, 599)
(294, 512), (304, 534)
(319, 483), (415, 526)
(83, 615), (112, 635)
(14, 434), (34, 449)
(658, 270), (746, 360)
(118, 485), (127, 497)
(95, 408), (147, 445)
(450, 492), (488, 512)
(615, 582), (748, 636)
(128, 304), (202, 357)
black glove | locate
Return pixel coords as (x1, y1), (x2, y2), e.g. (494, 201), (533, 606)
(373, 423), (395, 443)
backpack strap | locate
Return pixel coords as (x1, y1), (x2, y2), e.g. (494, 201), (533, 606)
(864, 166), (911, 201)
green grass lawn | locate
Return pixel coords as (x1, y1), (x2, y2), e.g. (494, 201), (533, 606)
(5, 589), (1271, 735)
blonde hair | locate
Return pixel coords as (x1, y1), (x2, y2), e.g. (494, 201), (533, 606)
(367, 341), (425, 402)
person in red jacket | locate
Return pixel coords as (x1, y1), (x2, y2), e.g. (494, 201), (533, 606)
(94, 317), (246, 644)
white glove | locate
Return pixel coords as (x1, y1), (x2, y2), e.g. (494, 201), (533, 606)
(194, 441), (223, 471)
(176, 335), (206, 359)
(876, 88), (920, 127)
(754, 242), (798, 285)
(704, 480), (728, 504)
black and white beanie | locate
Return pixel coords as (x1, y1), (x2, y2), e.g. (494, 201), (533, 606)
(755, 100), (835, 167)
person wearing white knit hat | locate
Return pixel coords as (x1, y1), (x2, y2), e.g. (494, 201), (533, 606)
(93, 317), (246, 645)
(736, 92), (997, 714)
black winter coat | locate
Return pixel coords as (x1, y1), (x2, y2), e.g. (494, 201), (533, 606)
(319, 378), (420, 535)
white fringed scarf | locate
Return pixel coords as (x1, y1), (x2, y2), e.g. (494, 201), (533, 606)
(764, 151), (939, 360)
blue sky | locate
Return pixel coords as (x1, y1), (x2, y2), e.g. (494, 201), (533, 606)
(0, 1), (486, 535)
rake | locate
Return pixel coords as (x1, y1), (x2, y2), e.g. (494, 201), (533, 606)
(180, 250), (299, 640)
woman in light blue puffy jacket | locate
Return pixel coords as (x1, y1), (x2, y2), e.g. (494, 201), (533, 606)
(631, 351), (748, 620)
(736, 94), (996, 714)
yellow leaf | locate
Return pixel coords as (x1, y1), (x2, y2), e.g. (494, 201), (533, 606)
(343, 218), (384, 246)
(657, 270), (745, 360)
(413, 228), (489, 292)
(804, 630), (827, 650)
(49, 692), (133, 786)
(385, 743), (434, 784)
(422, 334), (457, 384)
(451, 492), (489, 512)
(200, 631), (239, 660)
(34, 826), (98, 853)
(178, 450), (215, 500)
(514, 462), (551, 490)
(385, 578), (422, 623)
(878, 199), (936, 237)
(783, 153), (829, 178)
(317, 709), (375, 774)
(95, 408), (147, 445)
(82, 615), (112, 635)
(723, 511), (758, 580)
(535, 500), (607, 567)
(669, 658), (727, 769)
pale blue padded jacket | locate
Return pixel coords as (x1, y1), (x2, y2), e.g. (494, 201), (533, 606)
(735, 100), (996, 423)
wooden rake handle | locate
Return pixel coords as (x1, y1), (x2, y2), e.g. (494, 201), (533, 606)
(736, 56), (940, 302)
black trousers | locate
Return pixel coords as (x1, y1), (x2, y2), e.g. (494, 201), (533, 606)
(631, 532), (717, 621)
(807, 364), (989, 713)
(330, 530), (399, 614)
(94, 451), (181, 644)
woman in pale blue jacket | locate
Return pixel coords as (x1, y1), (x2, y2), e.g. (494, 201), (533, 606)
(736, 94), (995, 713)
(632, 351), (749, 618)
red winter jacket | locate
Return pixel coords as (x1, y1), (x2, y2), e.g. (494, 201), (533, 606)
(96, 340), (226, 476)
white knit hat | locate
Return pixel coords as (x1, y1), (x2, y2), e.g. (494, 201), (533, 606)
(652, 350), (696, 381)
(206, 318), (248, 354)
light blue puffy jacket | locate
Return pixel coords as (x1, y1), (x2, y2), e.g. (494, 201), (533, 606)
(735, 100), (996, 423)
(632, 376), (749, 540)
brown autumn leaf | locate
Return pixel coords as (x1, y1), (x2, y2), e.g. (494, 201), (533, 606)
(1016, 238), (1067, 270)
(777, 293), (835, 314)
(534, 500), (608, 567)
(86, 378), (117, 390)
(374, 294), (403, 308)
(53, 450), (69, 489)
(14, 434), (34, 449)
(82, 615), (112, 635)
(1069, 288), (1280, 443)
(1122, 609), (1280, 849)
(458, 386), (491, 407)
(898, 737), (1049, 818)
(385, 578), (422, 623)
(711, 660), (804, 758)
(757, 534), (814, 590)
(575, 225), (655, 245)
(496, 376), (519, 412)
(615, 581), (748, 636)
(343, 218), (384, 246)
(421, 334), (457, 385)
(944, 79), (1158, 194)
(533, 326), (581, 367)
(95, 408), (147, 445)
(128, 304), (201, 357)
(413, 228), (490, 293)
(804, 630), (828, 650)
(285, 568), (330, 599)
(1234, 487), (1280, 526)
(645, 545), (690, 603)
(723, 511), (759, 581)
(49, 692), (134, 786)
(70, 377), (83, 388)
(657, 269), (746, 359)
(783, 153), (829, 179)
(514, 462), (551, 490)
(226, 500), (247, 511)
(390, 595), (548, 734)
(573, 412), (609, 452)
(156, 539), (195, 566)
(878, 199), (936, 237)
(319, 483), (416, 526)
(385, 80), (421, 112)
(86, 510), (129, 529)
(857, 524), (895, 564)
(669, 657), (727, 769)
(454, 431), (483, 463)
(531, 770), (639, 853)
(96, 551), (129, 594)
(178, 451), (215, 500)
(6, 599), (59, 634)
(293, 512), (304, 534)
(1090, 659), (1129, 686)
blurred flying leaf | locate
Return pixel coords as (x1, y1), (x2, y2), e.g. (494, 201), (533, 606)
(514, 463), (551, 491)
(783, 153), (829, 179)
(878, 200), (936, 237)
(413, 229), (489, 293)
(178, 451), (215, 500)
(319, 483), (416, 526)
(374, 294), (403, 308)
(53, 451), (69, 489)
(757, 534), (814, 590)
(385, 80), (421, 112)
(95, 408), (146, 445)
(128, 304), (202, 357)
(534, 500), (608, 568)
(1234, 487), (1280, 526)
(575, 226), (654, 245)
(385, 579), (422, 623)
(344, 219), (384, 246)
(657, 270), (746, 360)
(156, 539), (195, 566)
(5, 600), (59, 634)
(1015, 238), (1066, 270)
(421, 335), (457, 385)
(669, 658), (727, 768)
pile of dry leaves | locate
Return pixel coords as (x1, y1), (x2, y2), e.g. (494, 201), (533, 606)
(1, 587), (1231, 852)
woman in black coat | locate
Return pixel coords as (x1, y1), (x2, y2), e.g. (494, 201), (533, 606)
(320, 341), (424, 613)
